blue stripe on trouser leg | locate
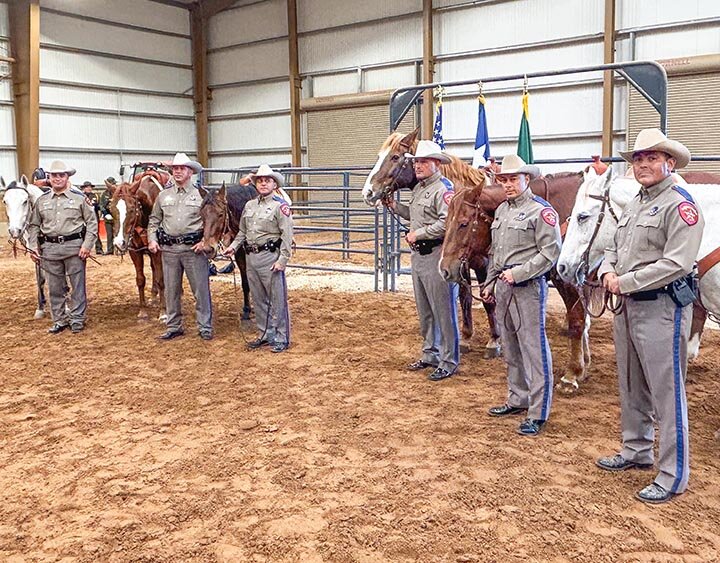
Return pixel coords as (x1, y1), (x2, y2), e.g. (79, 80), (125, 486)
(448, 281), (460, 365)
(670, 305), (687, 493)
(281, 270), (290, 345)
(538, 277), (552, 421)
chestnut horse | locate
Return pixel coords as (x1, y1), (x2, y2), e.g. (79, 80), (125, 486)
(110, 174), (166, 321)
(362, 128), (502, 358)
(440, 174), (592, 392)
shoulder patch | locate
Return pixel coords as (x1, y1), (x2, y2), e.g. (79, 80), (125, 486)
(440, 176), (454, 191)
(677, 201), (699, 226)
(532, 195), (551, 208)
(672, 185), (695, 204)
(280, 202), (291, 217)
(443, 190), (455, 206)
(541, 207), (558, 227)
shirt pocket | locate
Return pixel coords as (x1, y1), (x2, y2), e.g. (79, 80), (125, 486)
(635, 214), (664, 251)
(507, 219), (534, 245)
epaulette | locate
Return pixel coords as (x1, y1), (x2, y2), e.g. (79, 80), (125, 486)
(272, 194), (287, 204)
(672, 185), (695, 204)
(440, 176), (454, 191)
(532, 195), (552, 208)
(69, 187), (84, 195)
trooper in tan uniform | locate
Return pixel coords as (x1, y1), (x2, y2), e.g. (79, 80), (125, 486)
(383, 140), (460, 381)
(224, 164), (293, 352)
(481, 155), (561, 437)
(148, 153), (213, 341)
(27, 160), (99, 334)
(596, 129), (704, 504)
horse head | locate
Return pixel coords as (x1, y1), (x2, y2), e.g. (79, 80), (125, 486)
(2, 175), (36, 240)
(362, 127), (419, 205)
(200, 184), (228, 258)
(439, 184), (497, 283)
(109, 182), (137, 253)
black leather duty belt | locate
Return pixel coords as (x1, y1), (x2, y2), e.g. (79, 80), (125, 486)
(414, 239), (443, 255)
(245, 239), (281, 253)
(39, 230), (84, 244)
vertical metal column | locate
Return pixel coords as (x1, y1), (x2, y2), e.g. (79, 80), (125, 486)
(342, 172), (350, 260)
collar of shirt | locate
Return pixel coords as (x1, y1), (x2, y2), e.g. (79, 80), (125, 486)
(258, 193), (274, 204)
(417, 171), (441, 190)
(50, 187), (71, 199)
(639, 175), (674, 202)
(507, 186), (533, 207)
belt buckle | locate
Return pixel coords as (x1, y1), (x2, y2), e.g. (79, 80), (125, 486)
(57, 235), (65, 243)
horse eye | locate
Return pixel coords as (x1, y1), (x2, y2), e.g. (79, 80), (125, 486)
(576, 212), (590, 223)
(459, 221), (469, 229)
(391, 155), (400, 162)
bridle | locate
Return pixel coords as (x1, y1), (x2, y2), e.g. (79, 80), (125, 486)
(457, 196), (494, 302)
(4, 181), (33, 258)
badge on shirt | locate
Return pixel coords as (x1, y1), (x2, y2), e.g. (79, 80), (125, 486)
(541, 208), (558, 227)
(649, 206), (659, 216)
(515, 212), (527, 221)
(280, 203), (291, 217)
(443, 190), (454, 205)
(677, 202), (699, 226)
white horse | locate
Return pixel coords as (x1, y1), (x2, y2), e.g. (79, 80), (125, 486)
(556, 166), (720, 359)
(1, 175), (49, 318)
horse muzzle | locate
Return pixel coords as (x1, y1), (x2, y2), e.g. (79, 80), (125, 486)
(8, 227), (21, 240)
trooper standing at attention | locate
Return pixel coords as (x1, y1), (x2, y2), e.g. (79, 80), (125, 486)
(26, 160), (99, 334)
(481, 155), (561, 437)
(382, 140), (460, 382)
(224, 164), (293, 353)
(148, 153), (213, 341)
(596, 128), (704, 504)
(81, 181), (104, 255)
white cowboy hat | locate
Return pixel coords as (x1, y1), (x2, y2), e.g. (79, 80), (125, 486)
(619, 128), (691, 169)
(169, 152), (202, 173)
(46, 160), (76, 177)
(404, 140), (452, 164)
(249, 164), (284, 186)
(495, 154), (540, 179)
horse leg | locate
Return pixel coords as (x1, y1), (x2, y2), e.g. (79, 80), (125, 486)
(34, 262), (47, 319)
(130, 251), (149, 320)
(152, 251), (167, 322)
(552, 276), (588, 395)
(236, 248), (252, 320)
(473, 267), (501, 359)
(458, 276), (473, 352)
(688, 301), (707, 362)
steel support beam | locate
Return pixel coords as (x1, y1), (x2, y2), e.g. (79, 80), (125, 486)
(422, 0), (434, 138)
(287, 0), (301, 168)
(190, 7), (209, 166)
(602, 0), (616, 157)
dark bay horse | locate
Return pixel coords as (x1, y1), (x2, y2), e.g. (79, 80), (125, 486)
(440, 173), (592, 393)
(110, 175), (166, 321)
(362, 128), (502, 358)
(200, 183), (257, 319)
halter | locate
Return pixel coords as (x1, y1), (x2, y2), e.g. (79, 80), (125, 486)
(457, 197), (494, 302)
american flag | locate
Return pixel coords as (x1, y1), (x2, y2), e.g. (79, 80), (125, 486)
(432, 100), (445, 149)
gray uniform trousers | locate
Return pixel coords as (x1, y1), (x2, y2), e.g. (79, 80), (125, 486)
(41, 241), (87, 326)
(35, 262), (47, 310)
(411, 246), (459, 372)
(495, 277), (553, 421)
(162, 245), (213, 334)
(247, 249), (290, 345)
(614, 294), (691, 494)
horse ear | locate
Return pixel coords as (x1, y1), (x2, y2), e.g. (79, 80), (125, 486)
(0, 176), (5, 189)
(219, 182), (227, 199)
(400, 127), (420, 150)
(198, 186), (208, 199)
(20, 174), (29, 187)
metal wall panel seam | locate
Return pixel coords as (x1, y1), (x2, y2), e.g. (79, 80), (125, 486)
(208, 109), (291, 121)
(208, 34), (289, 55)
(299, 10), (421, 37)
(146, 0), (193, 10)
(39, 44), (192, 70)
(39, 147), (188, 155)
(209, 147), (306, 156)
(218, 0), (274, 15)
(39, 104), (194, 120)
(40, 7), (191, 39)
(617, 16), (720, 36)
(41, 79), (193, 99)
(444, 130), (625, 144)
(434, 0), (523, 14)
(210, 75), (290, 90)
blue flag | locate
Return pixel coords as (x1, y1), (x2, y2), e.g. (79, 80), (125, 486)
(432, 100), (445, 149)
(472, 95), (490, 168)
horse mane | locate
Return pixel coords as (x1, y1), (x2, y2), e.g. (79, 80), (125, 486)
(545, 171), (583, 180)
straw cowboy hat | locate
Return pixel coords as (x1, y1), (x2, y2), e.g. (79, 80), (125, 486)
(46, 160), (76, 177)
(250, 164), (284, 186)
(104, 177), (117, 189)
(495, 154), (540, 179)
(620, 128), (691, 169)
(404, 140), (451, 164)
(169, 152), (202, 173)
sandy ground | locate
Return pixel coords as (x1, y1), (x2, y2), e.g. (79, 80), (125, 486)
(1, 243), (720, 563)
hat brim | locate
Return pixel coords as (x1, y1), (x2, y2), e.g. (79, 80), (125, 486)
(47, 168), (76, 177)
(619, 140), (690, 169)
(170, 162), (202, 173)
(403, 152), (452, 165)
(250, 172), (284, 186)
(495, 165), (540, 179)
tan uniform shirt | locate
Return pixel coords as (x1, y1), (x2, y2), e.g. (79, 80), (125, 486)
(396, 171), (453, 240)
(27, 186), (99, 251)
(487, 188), (561, 284)
(148, 182), (204, 243)
(599, 175), (704, 293)
(229, 194), (294, 268)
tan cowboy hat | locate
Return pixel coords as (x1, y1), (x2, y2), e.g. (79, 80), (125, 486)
(104, 177), (117, 188)
(170, 152), (202, 173)
(495, 154), (540, 179)
(46, 160), (76, 177)
(620, 128), (691, 169)
(404, 140), (452, 164)
(249, 164), (284, 186)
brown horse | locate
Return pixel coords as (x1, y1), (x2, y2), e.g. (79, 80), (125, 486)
(362, 128), (502, 358)
(440, 173), (592, 393)
(109, 175), (166, 321)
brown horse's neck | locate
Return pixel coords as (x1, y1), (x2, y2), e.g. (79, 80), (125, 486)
(529, 172), (583, 220)
(439, 156), (487, 191)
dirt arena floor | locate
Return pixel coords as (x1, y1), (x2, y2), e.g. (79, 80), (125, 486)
(1, 243), (720, 563)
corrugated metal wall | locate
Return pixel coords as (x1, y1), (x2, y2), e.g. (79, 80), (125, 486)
(34, 0), (195, 184)
(0, 1), (16, 180)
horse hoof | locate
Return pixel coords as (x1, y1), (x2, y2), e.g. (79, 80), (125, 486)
(460, 340), (471, 353)
(556, 377), (579, 395)
(482, 347), (502, 360)
(33, 309), (46, 320)
(159, 314), (168, 323)
(137, 312), (149, 321)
